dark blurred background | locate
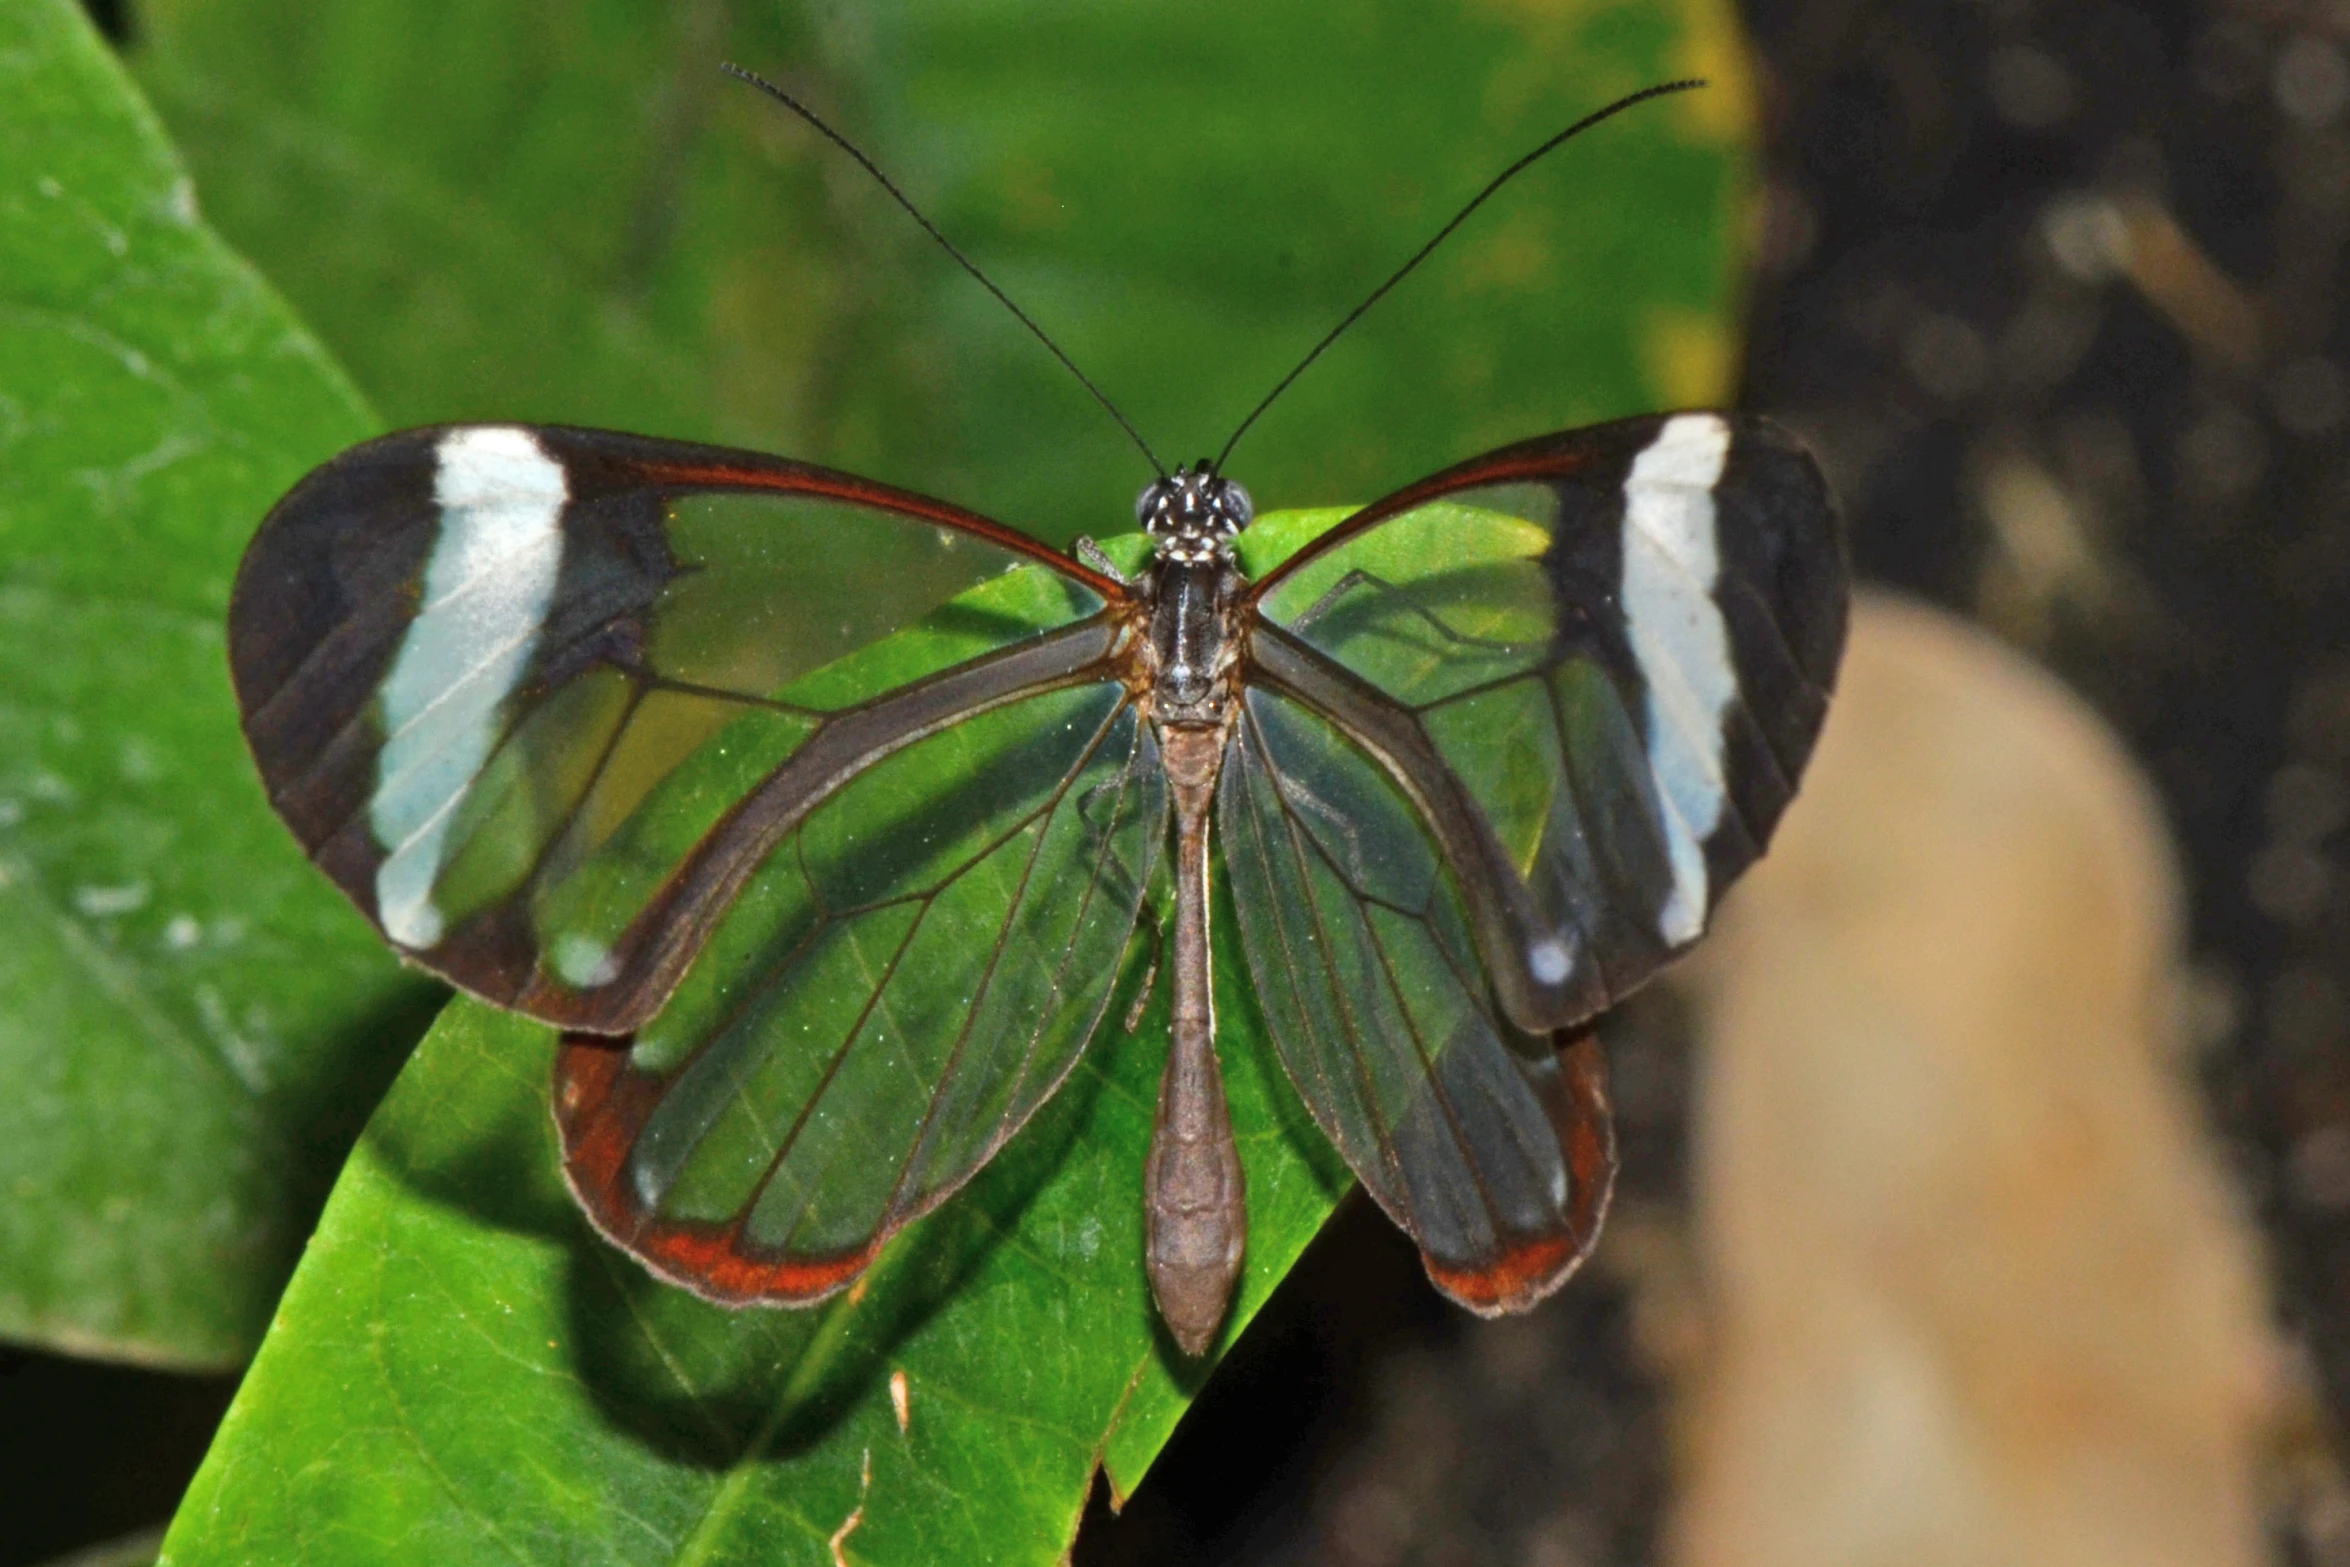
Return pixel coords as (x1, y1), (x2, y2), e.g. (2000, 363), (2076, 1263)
(14, 0), (2350, 1563)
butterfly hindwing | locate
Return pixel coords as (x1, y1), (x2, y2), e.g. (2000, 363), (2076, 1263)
(1217, 685), (1615, 1310)
(229, 424), (1126, 1034)
(557, 680), (1168, 1303)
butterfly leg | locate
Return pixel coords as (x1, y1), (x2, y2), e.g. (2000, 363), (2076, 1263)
(1288, 567), (1383, 631)
(1269, 761), (1374, 887)
(1076, 758), (1148, 847)
(1073, 536), (1131, 585)
(1122, 901), (1165, 1033)
(1289, 567), (1522, 653)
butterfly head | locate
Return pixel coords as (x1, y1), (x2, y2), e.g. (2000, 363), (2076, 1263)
(1137, 461), (1253, 564)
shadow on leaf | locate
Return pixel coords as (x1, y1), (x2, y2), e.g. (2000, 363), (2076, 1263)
(553, 1026), (1114, 1469)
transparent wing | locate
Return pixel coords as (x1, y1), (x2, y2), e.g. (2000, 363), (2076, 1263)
(230, 424), (1126, 1030)
(1217, 686), (1613, 1312)
(1244, 412), (1845, 1031)
(556, 680), (1167, 1302)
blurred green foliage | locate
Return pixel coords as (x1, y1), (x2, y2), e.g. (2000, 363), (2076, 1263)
(133, 0), (1750, 532)
(0, 0), (432, 1371)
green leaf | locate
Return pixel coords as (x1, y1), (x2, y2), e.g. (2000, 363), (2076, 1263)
(0, 0), (436, 1368)
(162, 830), (1344, 1565)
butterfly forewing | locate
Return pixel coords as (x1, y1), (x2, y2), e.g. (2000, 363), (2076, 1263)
(557, 678), (1166, 1302)
(229, 424), (1125, 1033)
(1218, 687), (1612, 1310)
(1246, 412), (1846, 1033)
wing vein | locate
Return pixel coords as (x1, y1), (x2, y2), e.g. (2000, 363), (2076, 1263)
(880, 695), (1140, 1227)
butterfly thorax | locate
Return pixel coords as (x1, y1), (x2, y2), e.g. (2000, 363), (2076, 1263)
(1133, 464), (1253, 725)
(1137, 557), (1241, 723)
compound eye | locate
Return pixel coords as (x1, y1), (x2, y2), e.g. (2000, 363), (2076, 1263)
(1220, 480), (1254, 528)
(1134, 481), (1164, 529)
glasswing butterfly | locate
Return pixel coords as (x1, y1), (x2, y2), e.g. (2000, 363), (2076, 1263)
(226, 73), (1847, 1355)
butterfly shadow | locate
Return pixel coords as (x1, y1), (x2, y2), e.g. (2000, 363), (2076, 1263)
(251, 976), (452, 1292)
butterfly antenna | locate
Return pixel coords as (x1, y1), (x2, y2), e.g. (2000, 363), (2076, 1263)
(723, 63), (1169, 480)
(1212, 78), (1706, 474)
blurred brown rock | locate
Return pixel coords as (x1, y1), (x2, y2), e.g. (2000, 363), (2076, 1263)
(1673, 593), (2277, 1567)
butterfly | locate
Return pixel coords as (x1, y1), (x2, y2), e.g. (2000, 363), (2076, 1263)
(225, 74), (1847, 1355)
